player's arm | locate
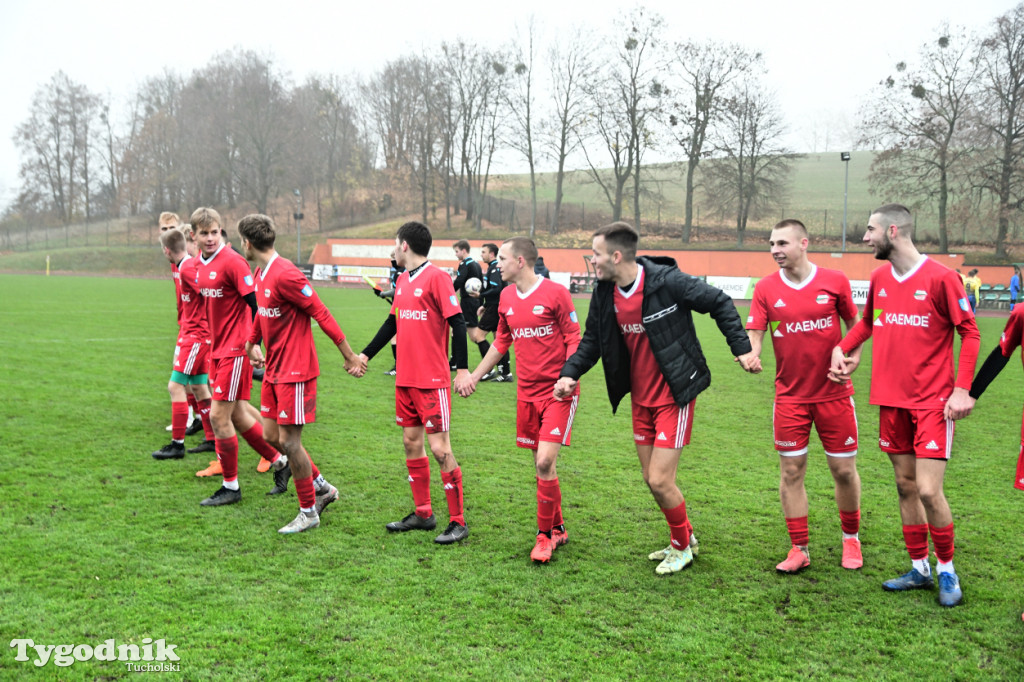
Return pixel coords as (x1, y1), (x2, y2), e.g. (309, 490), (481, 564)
(448, 312), (469, 371)
(243, 291), (258, 321)
(452, 262), (469, 292)
(675, 273), (757, 371)
(361, 315), (398, 364)
(946, 313), (981, 420)
(557, 296), (602, 397)
(245, 319), (265, 369)
(970, 345), (1012, 400)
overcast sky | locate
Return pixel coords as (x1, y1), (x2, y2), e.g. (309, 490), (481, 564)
(0, 0), (1015, 208)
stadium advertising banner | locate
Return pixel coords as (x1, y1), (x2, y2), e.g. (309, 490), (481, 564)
(704, 275), (870, 306)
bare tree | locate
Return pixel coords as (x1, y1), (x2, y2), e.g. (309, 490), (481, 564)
(702, 84), (796, 246)
(13, 71), (100, 224)
(543, 27), (595, 233)
(975, 3), (1024, 257)
(441, 40), (507, 229)
(667, 41), (761, 242)
(860, 26), (979, 252)
(504, 18), (541, 235)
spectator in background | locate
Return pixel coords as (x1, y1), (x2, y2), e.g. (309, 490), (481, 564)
(964, 269), (981, 313)
(1011, 265), (1020, 311)
(534, 256), (551, 279)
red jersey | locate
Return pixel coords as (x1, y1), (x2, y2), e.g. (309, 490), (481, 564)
(196, 243), (256, 360)
(177, 255), (211, 343)
(493, 277), (582, 402)
(171, 261), (183, 323)
(747, 265), (858, 403)
(248, 254), (346, 384)
(614, 266), (674, 407)
(998, 305), (1024, 364)
(391, 263), (462, 389)
(839, 257), (980, 410)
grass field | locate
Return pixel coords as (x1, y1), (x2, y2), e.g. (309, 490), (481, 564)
(2, 274), (1024, 680)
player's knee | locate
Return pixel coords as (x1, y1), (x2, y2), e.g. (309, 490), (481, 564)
(917, 484), (945, 510)
(779, 464), (805, 487)
(831, 465), (858, 487)
(535, 457), (556, 478)
(893, 477), (918, 500)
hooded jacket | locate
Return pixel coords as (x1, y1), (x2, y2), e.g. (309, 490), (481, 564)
(560, 255), (751, 413)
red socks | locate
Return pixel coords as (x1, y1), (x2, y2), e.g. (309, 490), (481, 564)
(785, 516), (809, 547)
(197, 399), (214, 441)
(215, 436), (239, 483)
(929, 522), (955, 563)
(240, 422), (281, 463)
(662, 500), (692, 550)
(170, 401), (189, 441)
(902, 524), (930, 560)
(839, 509), (861, 535)
(406, 457), (432, 517)
(536, 477), (561, 534)
(295, 475), (316, 511)
(441, 467), (465, 526)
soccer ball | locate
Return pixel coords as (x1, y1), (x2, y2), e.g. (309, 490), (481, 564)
(465, 277), (482, 295)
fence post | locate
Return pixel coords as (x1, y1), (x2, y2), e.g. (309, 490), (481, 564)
(581, 203), (585, 230)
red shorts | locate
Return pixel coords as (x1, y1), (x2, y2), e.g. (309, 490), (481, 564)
(632, 400), (695, 448)
(210, 356), (253, 402)
(516, 396), (578, 449)
(395, 386), (450, 433)
(773, 397), (858, 457)
(261, 379), (317, 425)
(172, 339), (211, 377)
(878, 406), (953, 460)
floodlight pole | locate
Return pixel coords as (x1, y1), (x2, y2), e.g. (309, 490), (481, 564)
(840, 152), (851, 252)
(294, 189), (302, 263)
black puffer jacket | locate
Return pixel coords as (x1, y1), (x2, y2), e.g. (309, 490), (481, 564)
(561, 255), (751, 413)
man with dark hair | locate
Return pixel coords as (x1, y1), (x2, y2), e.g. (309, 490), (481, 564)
(452, 240), (484, 369)
(746, 219), (864, 574)
(191, 207), (291, 506)
(456, 237), (580, 562)
(239, 214), (362, 533)
(472, 243), (512, 382)
(831, 203), (979, 607)
(152, 226), (215, 460)
(534, 256), (551, 279)
(360, 221), (471, 545)
(555, 222), (758, 575)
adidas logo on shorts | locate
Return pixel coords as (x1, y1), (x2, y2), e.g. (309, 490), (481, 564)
(657, 431), (667, 441)
(279, 411), (288, 419)
(925, 440), (939, 450)
(844, 436), (855, 446)
(425, 420), (434, 428)
(550, 427), (561, 436)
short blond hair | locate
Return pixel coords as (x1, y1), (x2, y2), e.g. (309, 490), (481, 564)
(158, 211), (180, 227)
(190, 207), (223, 232)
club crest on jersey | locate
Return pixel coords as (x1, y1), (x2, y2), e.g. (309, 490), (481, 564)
(959, 297), (970, 312)
(914, 290), (927, 301)
(244, 275), (253, 286)
(300, 285), (312, 297)
(816, 294), (829, 304)
(414, 288), (423, 298)
(774, 299), (786, 307)
(264, 289), (271, 297)
(209, 271), (217, 280)
(532, 305), (544, 315)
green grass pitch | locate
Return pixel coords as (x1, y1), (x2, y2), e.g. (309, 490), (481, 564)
(1, 274), (1022, 679)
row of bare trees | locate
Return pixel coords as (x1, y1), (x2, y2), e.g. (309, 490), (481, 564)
(862, 4), (1024, 256)
(10, 4), (1024, 253)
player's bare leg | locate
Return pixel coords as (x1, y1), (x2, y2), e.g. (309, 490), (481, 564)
(275, 424), (320, 534)
(638, 444), (695, 573)
(426, 430), (468, 544)
(827, 454), (863, 569)
(386, 426), (438, 534)
(882, 453), (939, 593)
(153, 379), (189, 460)
(775, 453), (812, 573)
(531, 441), (566, 562)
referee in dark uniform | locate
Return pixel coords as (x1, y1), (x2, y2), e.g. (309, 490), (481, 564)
(476, 243), (512, 381)
(452, 240), (483, 370)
